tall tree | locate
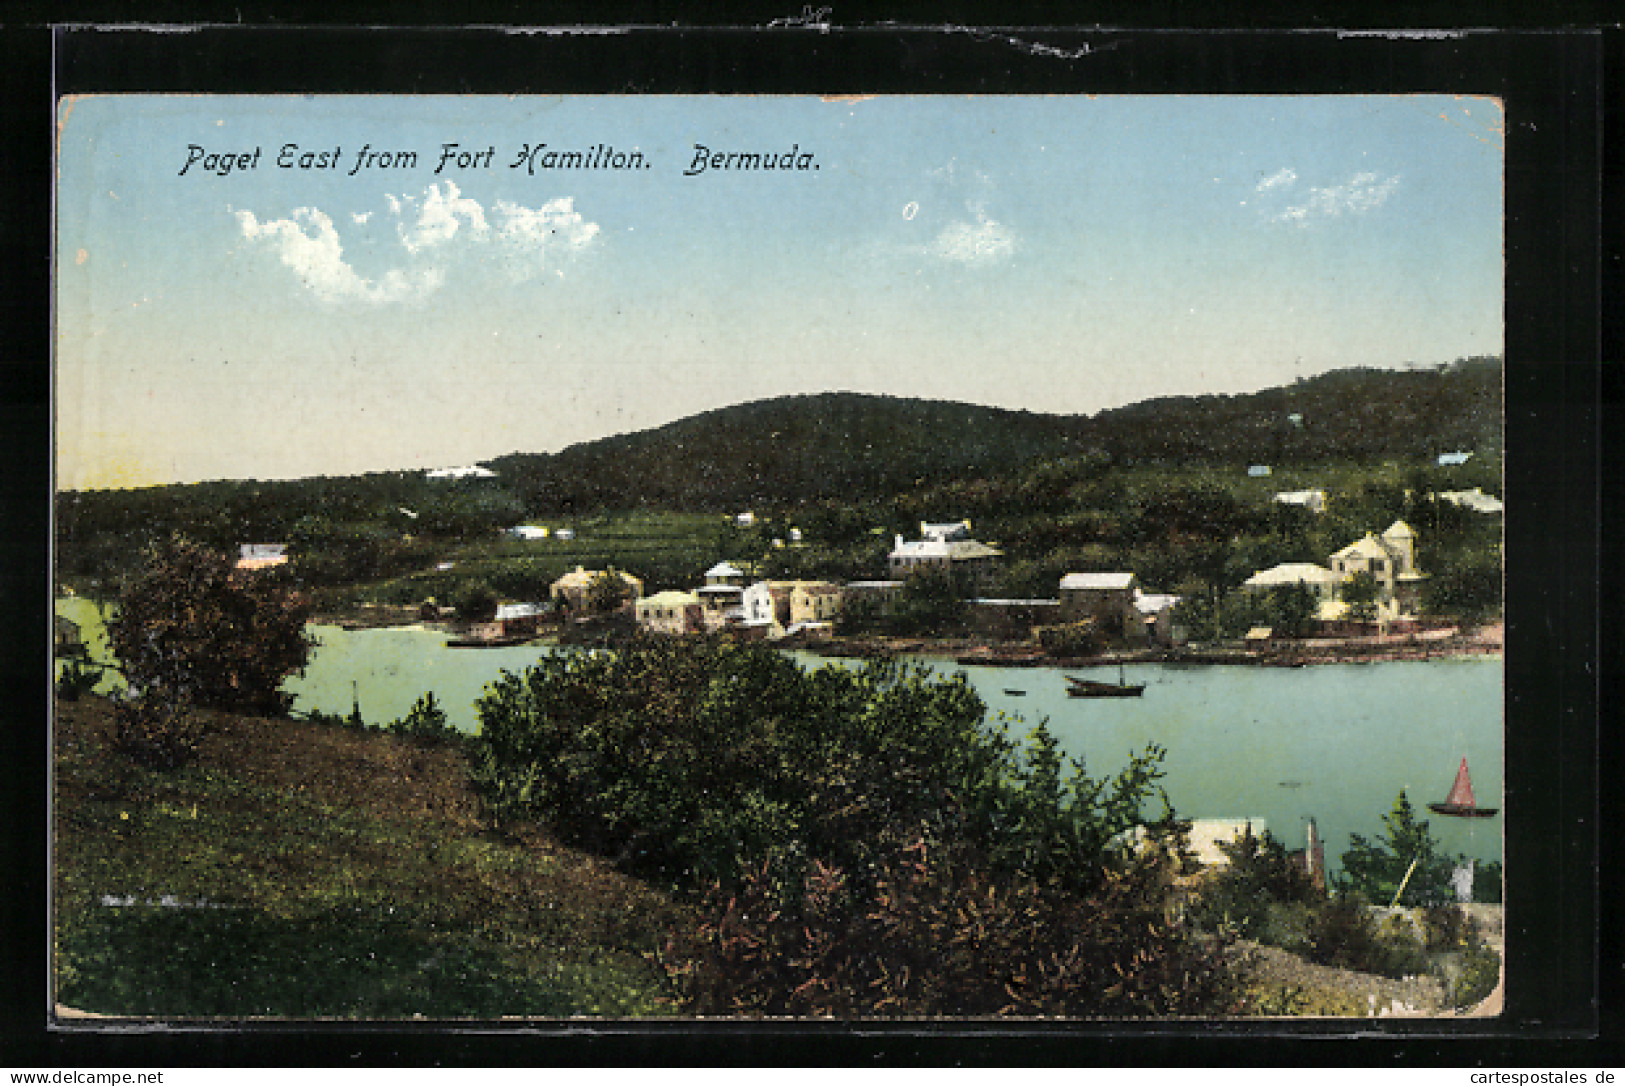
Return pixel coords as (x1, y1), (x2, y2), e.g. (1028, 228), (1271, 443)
(109, 535), (315, 717)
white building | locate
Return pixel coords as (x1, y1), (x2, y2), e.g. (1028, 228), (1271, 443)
(1272, 489), (1327, 515)
(1435, 487), (1504, 515)
(236, 543), (288, 571)
(427, 465), (497, 479)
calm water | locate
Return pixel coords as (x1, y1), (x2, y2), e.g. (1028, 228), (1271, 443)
(56, 600), (1503, 871)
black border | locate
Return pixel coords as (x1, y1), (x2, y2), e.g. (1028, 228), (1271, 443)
(2, 20), (1609, 1067)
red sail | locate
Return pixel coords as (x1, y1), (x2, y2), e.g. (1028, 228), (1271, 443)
(1445, 758), (1478, 808)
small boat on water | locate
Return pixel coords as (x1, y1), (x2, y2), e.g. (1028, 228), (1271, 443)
(1427, 757), (1499, 818)
(446, 635), (535, 648)
(1065, 666), (1145, 698)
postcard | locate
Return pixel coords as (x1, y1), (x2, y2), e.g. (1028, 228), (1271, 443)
(52, 88), (1513, 1027)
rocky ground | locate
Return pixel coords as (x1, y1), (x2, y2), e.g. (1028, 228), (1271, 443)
(1228, 904), (1505, 1019)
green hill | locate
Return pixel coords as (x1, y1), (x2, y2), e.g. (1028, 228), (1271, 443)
(492, 356), (1501, 512)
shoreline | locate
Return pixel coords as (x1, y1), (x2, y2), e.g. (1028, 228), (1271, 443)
(306, 606), (1503, 670)
(808, 623), (1503, 670)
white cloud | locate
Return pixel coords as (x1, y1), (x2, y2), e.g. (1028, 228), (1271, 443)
(1256, 167), (1297, 192)
(236, 208), (441, 304)
(493, 197), (600, 252)
(934, 209), (1016, 265)
(1275, 171), (1401, 225)
(397, 180), (489, 253)
(237, 185), (602, 303)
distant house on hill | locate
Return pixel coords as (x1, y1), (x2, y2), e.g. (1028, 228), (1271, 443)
(919, 520), (972, 543)
(427, 465), (497, 480)
(554, 528), (576, 541)
(506, 525), (549, 540)
(1435, 487), (1504, 515)
(1248, 465), (1272, 477)
(1272, 489), (1326, 514)
(236, 543), (288, 571)
(1436, 451), (1474, 467)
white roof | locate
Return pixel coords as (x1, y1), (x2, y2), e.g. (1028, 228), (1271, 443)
(1134, 591), (1182, 615)
(970, 598), (1062, 607)
(698, 583), (744, 595)
(1331, 534), (1392, 561)
(427, 465), (496, 479)
(1437, 488), (1504, 514)
(1244, 562), (1338, 587)
(640, 590), (700, 606)
(1060, 572), (1135, 591)
(1437, 451), (1473, 466)
(1273, 489), (1324, 503)
(920, 520), (971, 541)
(705, 561), (744, 578)
(892, 538), (950, 559)
(1382, 519), (1416, 540)
(495, 603), (545, 621)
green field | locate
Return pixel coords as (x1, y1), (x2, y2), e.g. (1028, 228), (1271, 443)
(355, 510), (726, 607)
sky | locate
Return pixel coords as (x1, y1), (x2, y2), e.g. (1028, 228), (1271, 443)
(54, 95), (1504, 490)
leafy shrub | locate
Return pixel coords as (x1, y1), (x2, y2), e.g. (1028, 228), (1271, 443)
(109, 535), (314, 717)
(1418, 904), (1471, 953)
(1187, 826), (1322, 941)
(387, 692), (461, 745)
(1305, 900), (1429, 979)
(663, 829), (1234, 1018)
(1339, 791), (1461, 906)
(1255, 900), (1317, 957)
(478, 637), (1224, 1016)
(1447, 938), (1502, 1009)
(474, 638), (999, 890)
(111, 696), (206, 770)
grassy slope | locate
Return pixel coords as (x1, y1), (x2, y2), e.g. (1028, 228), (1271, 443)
(53, 695), (685, 1019)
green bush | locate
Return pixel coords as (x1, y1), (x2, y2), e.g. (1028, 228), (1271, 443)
(1448, 938), (1502, 1009)
(663, 827), (1234, 1018)
(476, 636), (1225, 1016)
(1187, 826), (1322, 941)
(108, 535), (314, 718)
(1338, 791), (1461, 906)
(387, 692), (461, 745)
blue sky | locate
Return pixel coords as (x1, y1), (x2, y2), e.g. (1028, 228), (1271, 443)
(55, 95), (1504, 489)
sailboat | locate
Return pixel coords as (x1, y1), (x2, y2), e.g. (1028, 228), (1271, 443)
(1065, 664), (1145, 698)
(1427, 757), (1499, 818)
